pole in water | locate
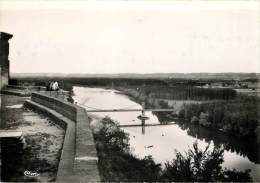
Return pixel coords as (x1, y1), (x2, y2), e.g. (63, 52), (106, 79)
(142, 102), (145, 135)
(141, 119), (145, 126)
(142, 101), (145, 116)
(137, 101), (149, 123)
(142, 123), (145, 134)
(142, 101), (145, 126)
(141, 102), (146, 134)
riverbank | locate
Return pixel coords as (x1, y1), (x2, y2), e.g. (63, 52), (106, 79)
(118, 86), (259, 155)
(87, 115), (253, 182)
(114, 86), (260, 140)
(114, 86), (205, 115)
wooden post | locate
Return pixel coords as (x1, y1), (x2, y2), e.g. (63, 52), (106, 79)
(141, 102), (146, 126)
(141, 101), (145, 117)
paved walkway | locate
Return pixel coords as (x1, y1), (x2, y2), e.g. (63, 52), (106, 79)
(25, 96), (100, 182)
(1, 94), (65, 182)
(25, 100), (76, 181)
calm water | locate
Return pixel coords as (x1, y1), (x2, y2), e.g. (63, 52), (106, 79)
(73, 86), (260, 181)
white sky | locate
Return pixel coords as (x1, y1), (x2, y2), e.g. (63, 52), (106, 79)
(0, 0), (259, 74)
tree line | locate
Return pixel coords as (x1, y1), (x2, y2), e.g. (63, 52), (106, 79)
(13, 77), (237, 100)
(178, 96), (260, 139)
(140, 85), (237, 100)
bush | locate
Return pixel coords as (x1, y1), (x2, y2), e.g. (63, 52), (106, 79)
(191, 116), (199, 124)
(256, 123), (260, 143)
(161, 142), (252, 182)
(199, 112), (211, 127)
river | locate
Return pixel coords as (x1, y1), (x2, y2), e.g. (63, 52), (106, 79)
(73, 86), (260, 181)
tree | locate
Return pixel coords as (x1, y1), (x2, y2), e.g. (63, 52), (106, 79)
(161, 142), (252, 182)
(199, 112), (210, 127)
(191, 116), (199, 125)
(93, 117), (161, 181)
(256, 123), (260, 143)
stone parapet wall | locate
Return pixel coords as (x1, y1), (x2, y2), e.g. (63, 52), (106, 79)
(5, 85), (28, 90)
(26, 92), (100, 182)
(31, 92), (77, 121)
(5, 85), (47, 90)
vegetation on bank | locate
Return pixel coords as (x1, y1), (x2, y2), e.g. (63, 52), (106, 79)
(93, 117), (252, 182)
(115, 85), (236, 102)
(178, 95), (260, 139)
(256, 124), (260, 143)
(116, 85), (259, 142)
(138, 85), (237, 100)
(14, 77), (237, 100)
(93, 117), (161, 181)
(161, 143), (251, 182)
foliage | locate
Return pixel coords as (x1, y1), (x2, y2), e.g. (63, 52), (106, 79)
(256, 122), (260, 143)
(191, 116), (199, 125)
(161, 142), (252, 182)
(158, 100), (170, 108)
(178, 96), (260, 138)
(141, 85), (236, 100)
(16, 77), (237, 100)
(93, 117), (161, 181)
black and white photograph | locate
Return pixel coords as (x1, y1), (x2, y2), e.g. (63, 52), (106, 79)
(0, 0), (260, 182)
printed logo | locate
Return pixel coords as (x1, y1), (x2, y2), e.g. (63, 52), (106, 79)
(24, 170), (40, 178)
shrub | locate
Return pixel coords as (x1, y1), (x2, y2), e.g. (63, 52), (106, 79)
(191, 116), (199, 125)
(161, 142), (252, 182)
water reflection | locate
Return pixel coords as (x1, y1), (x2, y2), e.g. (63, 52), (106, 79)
(142, 124), (145, 135)
(178, 122), (260, 164)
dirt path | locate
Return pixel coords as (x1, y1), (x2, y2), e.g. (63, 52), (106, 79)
(1, 94), (65, 182)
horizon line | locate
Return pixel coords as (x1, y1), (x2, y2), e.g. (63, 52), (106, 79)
(10, 72), (260, 75)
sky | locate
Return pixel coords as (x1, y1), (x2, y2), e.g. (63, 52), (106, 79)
(0, 0), (259, 74)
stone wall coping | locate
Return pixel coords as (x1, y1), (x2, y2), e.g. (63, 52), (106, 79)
(27, 92), (100, 182)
